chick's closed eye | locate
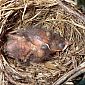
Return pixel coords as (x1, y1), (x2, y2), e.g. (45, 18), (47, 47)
(58, 42), (65, 49)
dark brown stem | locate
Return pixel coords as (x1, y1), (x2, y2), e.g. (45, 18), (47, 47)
(53, 62), (85, 85)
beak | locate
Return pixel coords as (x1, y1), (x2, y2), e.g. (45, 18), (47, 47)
(62, 41), (72, 51)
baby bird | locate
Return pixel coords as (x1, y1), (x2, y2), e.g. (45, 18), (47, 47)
(4, 35), (32, 65)
(3, 27), (69, 65)
(21, 28), (69, 53)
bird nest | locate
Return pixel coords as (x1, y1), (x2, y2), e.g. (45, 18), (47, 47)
(0, 0), (85, 85)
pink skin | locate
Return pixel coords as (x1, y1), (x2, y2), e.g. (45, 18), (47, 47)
(5, 34), (47, 63)
(5, 35), (32, 61)
(4, 28), (70, 64)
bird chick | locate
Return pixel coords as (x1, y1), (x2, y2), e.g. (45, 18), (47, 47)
(3, 28), (69, 65)
(4, 32), (50, 64)
(49, 33), (69, 52)
(4, 34), (33, 65)
(22, 28), (69, 52)
(20, 28), (52, 62)
(21, 28), (50, 47)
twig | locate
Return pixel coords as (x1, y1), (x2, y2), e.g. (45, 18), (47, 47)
(25, 11), (41, 22)
(0, 11), (13, 34)
(4, 69), (29, 85)
(64, 0), (76, 5)
(68, 68), (85, 81)
(2, 55), (31, 85)
(72, 56), (77, 69)
(58, 0), (85, 23)
(22, 4), (27, 20)
(53, 62), (85, 85)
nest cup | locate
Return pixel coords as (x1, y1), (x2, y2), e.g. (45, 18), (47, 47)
(0, 0), (85, 85)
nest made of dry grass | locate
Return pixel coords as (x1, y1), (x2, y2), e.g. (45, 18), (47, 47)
(0, 0), (85, 85)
